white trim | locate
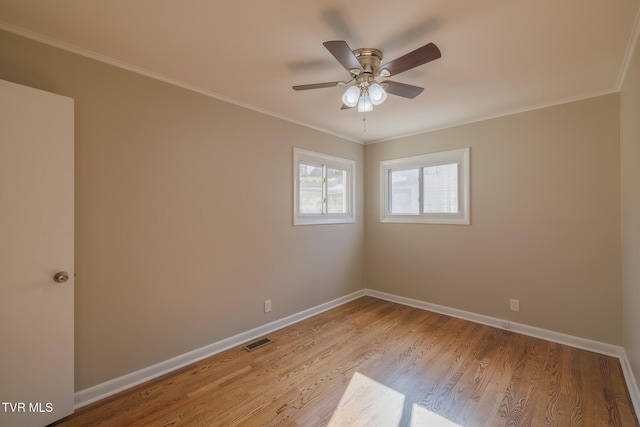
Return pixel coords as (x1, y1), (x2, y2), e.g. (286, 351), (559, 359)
(620, 348), (640, 418)
(0, 21), (628, 148)
(617, 6), (640, 91)
(0, 20), (361, 145)
(365, 289), (622, 357)
(74, 288), (639, 420)
(74, 289), (365, 409)
(365, 88), (620, 146)
(293, 148), (356, 226)
(365, 289), (640, 417)
(380, 148), (470, 225)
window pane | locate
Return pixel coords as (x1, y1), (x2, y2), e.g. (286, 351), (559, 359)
(327, 167), (348, 214)
(299, 163), (323, 214)
(390, 169), (419, 214)
(423, 163), (458, 213)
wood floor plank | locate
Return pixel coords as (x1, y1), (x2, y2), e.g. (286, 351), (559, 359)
(49, 297), (639, 427)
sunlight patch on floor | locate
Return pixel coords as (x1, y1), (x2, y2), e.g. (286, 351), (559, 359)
(327, 371), (462, 426)
(411, 403), (462, 426)
(328, 372), (404, 426)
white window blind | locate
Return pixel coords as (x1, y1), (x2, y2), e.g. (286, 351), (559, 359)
(423, 163), (458, 214)
(380, 148), (470, 225)
(294, 148), (355, 225)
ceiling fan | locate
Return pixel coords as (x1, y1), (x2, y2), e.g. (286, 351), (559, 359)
(293, 40), (441, 112)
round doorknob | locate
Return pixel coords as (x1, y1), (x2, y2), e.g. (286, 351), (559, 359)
(53, 271), (70, 283)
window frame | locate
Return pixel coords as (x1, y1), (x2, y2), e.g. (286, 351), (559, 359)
(293, 148), (356, 226)
(380, 148), (470, 225)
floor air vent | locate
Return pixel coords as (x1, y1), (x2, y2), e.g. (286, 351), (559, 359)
(243, 337), (272, 352)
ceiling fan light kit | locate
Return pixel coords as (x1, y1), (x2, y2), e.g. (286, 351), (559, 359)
(342, 85), (360, 108)
(357, 92), (373, 112)
(293, 40), (441, 115)
(369, 83), (387, 105)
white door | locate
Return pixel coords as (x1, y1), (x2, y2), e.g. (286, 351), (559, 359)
(0, 79), (74, 427)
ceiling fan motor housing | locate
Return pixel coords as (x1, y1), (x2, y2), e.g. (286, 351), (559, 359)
(352, 48), (384, 88)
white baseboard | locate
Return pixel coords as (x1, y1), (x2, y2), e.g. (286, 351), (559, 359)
(364, 289), (623, 357)
(75, 288), (639, 419)
(364, 289), (640, 417)
(74, 289), (365, 408)
(620, 348), (640, 418)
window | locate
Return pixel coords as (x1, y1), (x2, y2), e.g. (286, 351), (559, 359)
(294, 148), (355, 225)
(380, 148), (470, 224)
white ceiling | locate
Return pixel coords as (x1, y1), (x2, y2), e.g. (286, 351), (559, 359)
(1, 1), (639, 143)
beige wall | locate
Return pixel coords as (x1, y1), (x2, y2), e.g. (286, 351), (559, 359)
(621, 32), (640, 387)
(365, 94), (622, 344)
(0, 30), (364, 390)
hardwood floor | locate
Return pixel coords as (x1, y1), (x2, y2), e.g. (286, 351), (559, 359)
(50, 297), (638, 426)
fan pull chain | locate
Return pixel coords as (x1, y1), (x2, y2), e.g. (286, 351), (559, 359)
(362, 113), (366, 133)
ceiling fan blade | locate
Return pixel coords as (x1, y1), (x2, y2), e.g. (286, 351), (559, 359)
(292, 81), (344, 90)
(381, 81), (425, 99)
(341, 103), (354, 110)
(380, 18), (440, 52)
(322, 7), (358, 44)
(323, 41), (363, 73)
(380, 42), (441, 76)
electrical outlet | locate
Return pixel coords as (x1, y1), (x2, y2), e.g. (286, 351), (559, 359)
(264, 299), (271, 313)
(509, 299), (520, 312)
